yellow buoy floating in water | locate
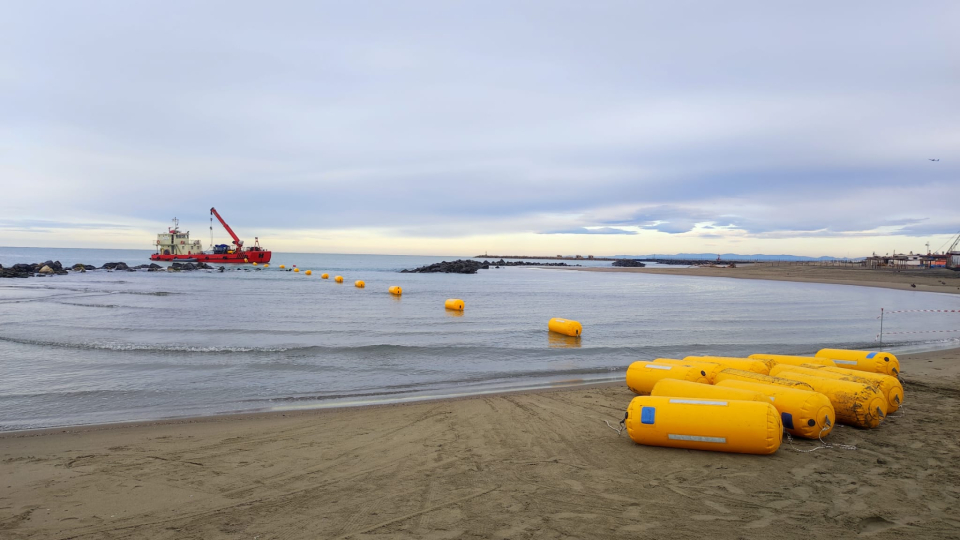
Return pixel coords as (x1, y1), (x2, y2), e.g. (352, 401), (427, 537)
(294, 268), (300, 273)
(334, 276), (343, 283)
(770, 370), (887, 428)
(716, 379), (836, 439)
(279, 265), (285, 269)
(625, 396), (782, 455)
(445, 299), (464, 311)
(749, 354), (836, 368)
(321, 273), (329, 279)
(252, 262), (257, 266)
(263, 264), (269, 268)
(815, 349), (900, 377)
(548, 318), (582, 337)
(389, 286), (402, 295)
(305, 270), (312, 276)
(355, 280), (365, 288)
(625, 361), (711, 395)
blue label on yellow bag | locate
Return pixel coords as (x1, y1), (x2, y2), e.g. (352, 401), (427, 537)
(641, 406), (656, 425)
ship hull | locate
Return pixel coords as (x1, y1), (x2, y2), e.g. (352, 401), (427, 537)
(150, 251), (272, 264)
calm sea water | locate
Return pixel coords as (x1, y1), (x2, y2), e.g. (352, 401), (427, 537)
(1, 247), (957, 431)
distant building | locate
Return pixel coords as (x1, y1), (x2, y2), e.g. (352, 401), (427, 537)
(588, 255), (594, 259)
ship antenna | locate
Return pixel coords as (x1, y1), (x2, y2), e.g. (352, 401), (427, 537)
(210, 213), (214, 250)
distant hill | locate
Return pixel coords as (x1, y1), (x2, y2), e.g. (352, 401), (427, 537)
(616, 253), (864, 261)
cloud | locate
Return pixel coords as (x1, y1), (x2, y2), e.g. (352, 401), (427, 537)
(539, 227), (638, 235)
(0, 1), (957, 255)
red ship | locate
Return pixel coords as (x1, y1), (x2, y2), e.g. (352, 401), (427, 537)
(150, 208), (272, 264)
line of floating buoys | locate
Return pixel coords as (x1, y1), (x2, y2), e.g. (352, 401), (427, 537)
(815, 348), (900, 377)
(305, 270), (312, 276)
(444, 299), (464, 311)
(625, 396), (781, 455)
(548, 318), (581, 337)
(334, 276), (343, 283)
(389, 286), (402, 296)
(355, 280), (365, 288)
(321, 273), (329, 279)
(716, 379), (836, 439)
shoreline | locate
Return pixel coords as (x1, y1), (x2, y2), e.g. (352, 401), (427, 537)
(548, 264), (960, 295)
(2, 349), (959, 538)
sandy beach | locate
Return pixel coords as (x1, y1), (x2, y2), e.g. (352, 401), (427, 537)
(1, 348), (958, 539)
(554, 264), (960, 295)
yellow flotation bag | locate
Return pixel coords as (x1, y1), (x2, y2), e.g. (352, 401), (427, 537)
(772, 364), (904, 414)
(548, 318), (582, 337)
(815, 349), (900, 377)
(625, 396), (781, 455)
(651, 379), (767, 403)
(305, 270), (312, 276)
(714, 369), (815, 391)
(683, 356), (771, 375)
(445, 299), (464, 311)
(626, 362), (711, 395)
(355, 280), (365, 288)
(749, 354), (836, 367)
(334, 275), (344, 283)
(770, 370), (887, 428)
(321, 273), (329, 279)
(389, 286), (402, 295)
(293, 268), (300, 273)
(716, 380), (836, 439)
(652, 358), (725, 384)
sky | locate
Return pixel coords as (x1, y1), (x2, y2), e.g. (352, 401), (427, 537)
(1, 1), (958, 257)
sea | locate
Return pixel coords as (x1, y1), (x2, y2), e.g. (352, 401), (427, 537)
(1, 247), (957, 431)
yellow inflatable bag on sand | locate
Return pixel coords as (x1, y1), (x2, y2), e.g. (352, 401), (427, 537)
(714, 369), (815, 391)
(771, 365), (904, 414)
(716, 380), (836, 439)
(626, 362), (710, 395)
(625, 396), (781, 455)
(683, 356), (771, 374)
(749, 354), (836, 367)
(651, 379), (767, 403)
(651, 358), (725, 383)
(548, 318), (582, 337)
(771, 370), (887, 428)
(815, 349), (900, 377)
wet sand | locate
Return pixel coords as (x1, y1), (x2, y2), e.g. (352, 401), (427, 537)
(553, 264), (960, 295)
(2, 349), (959, 539)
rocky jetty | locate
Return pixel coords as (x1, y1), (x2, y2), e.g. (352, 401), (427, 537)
(612, 259), (646, 268)
(402, 258), (576, 274)
(1, 261), (213, 278)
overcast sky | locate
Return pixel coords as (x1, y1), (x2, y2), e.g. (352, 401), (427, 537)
(2, 1), (957, 256)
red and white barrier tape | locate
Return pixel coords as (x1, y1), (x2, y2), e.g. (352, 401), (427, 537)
(878, 329), (960, 337)
(886, 309), (960, 314)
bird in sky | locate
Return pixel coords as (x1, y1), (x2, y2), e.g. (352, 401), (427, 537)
(928, 158), (940, 161)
